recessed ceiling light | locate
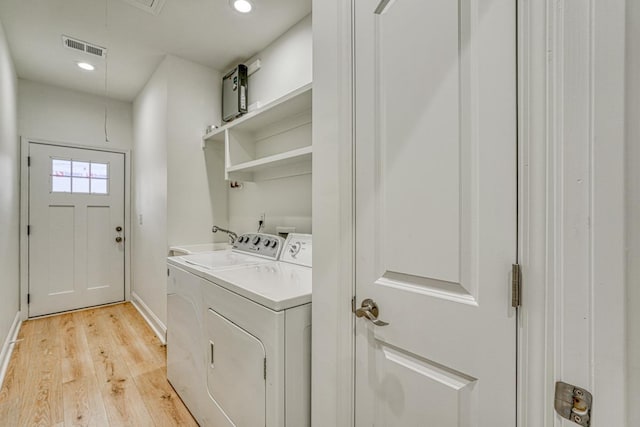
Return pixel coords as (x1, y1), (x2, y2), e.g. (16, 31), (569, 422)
(231, 0), (252, 13)
(77, 62), (95, 71)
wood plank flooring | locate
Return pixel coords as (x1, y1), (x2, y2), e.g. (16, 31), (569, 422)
(0, 303), (198, 427)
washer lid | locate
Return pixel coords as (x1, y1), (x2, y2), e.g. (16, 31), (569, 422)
(209, 262), (311, 311)
(172, 250), (272, 271)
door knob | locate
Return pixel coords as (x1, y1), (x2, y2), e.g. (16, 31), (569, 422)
(355, 298), (389, 326)
(115, 236), (123, 243)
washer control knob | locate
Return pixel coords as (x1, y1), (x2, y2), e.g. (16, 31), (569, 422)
(263, 239), (271, 246)
(271, 240), (278, 248)
(252, 236), (261, 245)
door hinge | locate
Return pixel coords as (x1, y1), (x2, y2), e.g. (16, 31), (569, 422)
(263, 357), (267, 380)
(27, 156), (31, 167)
(27, 225), (31, 235)
(511, 263), (521, 307)
(167, 268), (170, 277)
(351, 296), (356, 313)
(27, 293), (30, 304)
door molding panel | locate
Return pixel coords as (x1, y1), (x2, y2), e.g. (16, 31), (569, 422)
(369, 0), (481, 304)
(19, 137), (132, 320)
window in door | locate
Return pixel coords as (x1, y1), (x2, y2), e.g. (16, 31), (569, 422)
(51, 158), (110, 194)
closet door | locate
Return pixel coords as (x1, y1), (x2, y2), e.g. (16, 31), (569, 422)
(354, 0), (517, 425)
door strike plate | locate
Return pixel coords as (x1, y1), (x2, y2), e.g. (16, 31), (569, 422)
(554, 381), (592, 426)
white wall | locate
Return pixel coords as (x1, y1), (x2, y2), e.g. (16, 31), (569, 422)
(245, 14), (312, 109)
(165, 56), (226, 247)
(132, 55), (225, 330)
(227, 14), (313, 236)
(132, 59), (168, 330)
(18, 79), (133, 150)
(0, 16), (19, 361)
(627, 0), (640, 423)
(228, 174), (312, 235)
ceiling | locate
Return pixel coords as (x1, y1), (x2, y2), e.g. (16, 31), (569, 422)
(0, 0), (311, 101)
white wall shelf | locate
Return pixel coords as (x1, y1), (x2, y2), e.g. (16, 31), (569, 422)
(203, 84), (312, 181)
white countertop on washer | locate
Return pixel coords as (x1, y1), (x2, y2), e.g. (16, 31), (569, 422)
(169, 253), (311, 311)
(210, 262), (311, 311)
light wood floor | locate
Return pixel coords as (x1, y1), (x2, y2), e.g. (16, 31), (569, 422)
(0, 302), (198, 427)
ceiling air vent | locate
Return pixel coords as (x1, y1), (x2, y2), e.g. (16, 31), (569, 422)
(118, 0), (167, 15)
(62, 36), (107, 58)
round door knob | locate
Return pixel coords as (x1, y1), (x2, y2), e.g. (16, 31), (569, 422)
(115, 236), (123, 243)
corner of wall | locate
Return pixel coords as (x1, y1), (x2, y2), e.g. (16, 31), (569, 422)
(131, 58), (169, 326)
(0, 312), (21, 389)
(0, 16), (21, 368)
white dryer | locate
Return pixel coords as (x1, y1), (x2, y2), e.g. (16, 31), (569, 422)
(167, 233), (312, 427)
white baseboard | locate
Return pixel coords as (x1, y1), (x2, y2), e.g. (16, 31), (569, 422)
(130, 292), (167, 345)
(0, 312), (22, 389)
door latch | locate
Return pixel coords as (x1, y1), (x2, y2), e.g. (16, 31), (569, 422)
(354, 298), (389, 326)
(554, 381), (592, 426)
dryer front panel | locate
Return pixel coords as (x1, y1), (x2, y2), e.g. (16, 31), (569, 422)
(206, 308), (267, 427)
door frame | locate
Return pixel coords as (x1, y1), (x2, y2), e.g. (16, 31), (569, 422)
(312, 0), (627, 426)
(19, 137), (132, 320)
(517, 0), (626, 425)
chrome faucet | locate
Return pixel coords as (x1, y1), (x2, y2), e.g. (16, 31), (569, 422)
(212, 225), (238, 244)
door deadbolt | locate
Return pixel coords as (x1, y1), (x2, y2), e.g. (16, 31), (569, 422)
(355, 298), (389, 326)
(116, 226), (123, 232)
(554, 381), (592, 426)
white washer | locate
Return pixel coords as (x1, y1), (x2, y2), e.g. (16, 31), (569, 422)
(167, 233), (312, 427)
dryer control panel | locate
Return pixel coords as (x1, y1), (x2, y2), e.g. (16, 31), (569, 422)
(280, 234), (312, 267)
(232, 233), (284, 260)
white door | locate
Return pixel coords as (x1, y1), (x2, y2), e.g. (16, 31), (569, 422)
(354, 0), (517, 425)
(28, 142), (125, 317)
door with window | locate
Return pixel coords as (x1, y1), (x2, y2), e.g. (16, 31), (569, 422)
(354, 0), (517, 425)
(28, 142), (125, 317)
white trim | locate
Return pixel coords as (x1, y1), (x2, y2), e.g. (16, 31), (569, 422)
(0, 312), (22, 389)
(311, 0), (355, 425)
(19, 137), (132, 320)
(590, 0), (626, 422)
(518, 0), (627, 425)
(19, 138), (29, 321)
(131, 291), (167, 345)
(517, 0), (551, 425)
